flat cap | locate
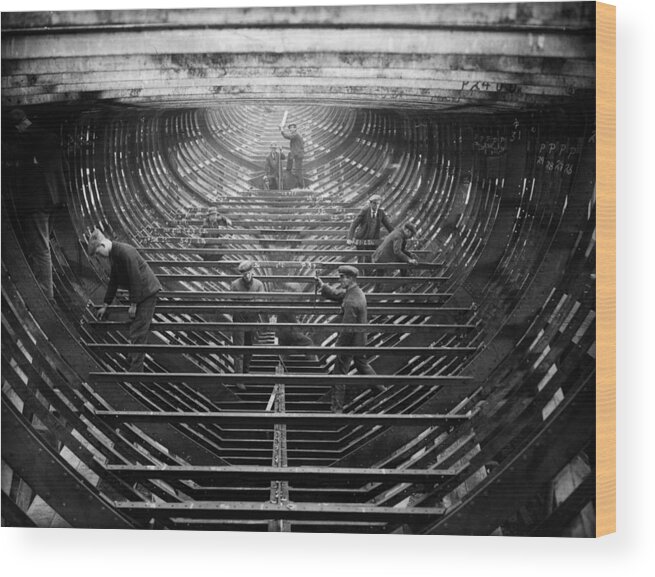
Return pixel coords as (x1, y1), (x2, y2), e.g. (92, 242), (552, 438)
(87, 228), (106, 257)
(369, 194), (382, 202)
(337, 265), (359, 278)
(238, 260), (254, 273)
(403, 222), (417, 234)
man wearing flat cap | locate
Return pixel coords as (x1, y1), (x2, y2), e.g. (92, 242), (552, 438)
(372, 221), (419, 289)
(198, 206), (232, 262)
(347, 193), (394, 263)
(3, 108), (67, 299)
(230, 260), (265, 383)
(87, 229), (162, 372)
(315, 265), (376, 412)
(263, 143), (286, 190)
(279, 122), (304, 188)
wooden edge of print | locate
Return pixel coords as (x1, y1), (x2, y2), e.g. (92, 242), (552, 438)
(595, 1), (616, 538)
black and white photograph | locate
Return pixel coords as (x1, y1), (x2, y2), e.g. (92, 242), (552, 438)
(2, 0), (605, 542)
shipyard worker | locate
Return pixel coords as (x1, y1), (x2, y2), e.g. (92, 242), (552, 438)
(315, 265), (376, 412)
(202, 206), (232, 231)
(2, 108), (67, 299)
(279, 122), (305, 188)
(88, 228), (162, 372)
(198, 206), (232, 262)
(371, 221), (418, 291)
(347, 193), (394, 263)
(263, 143), (286, 190)
(230, 260), (265, 385)
(372, 221), (418, 266)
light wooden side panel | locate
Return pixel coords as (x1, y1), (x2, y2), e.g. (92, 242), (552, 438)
(596, 1), (616, 538)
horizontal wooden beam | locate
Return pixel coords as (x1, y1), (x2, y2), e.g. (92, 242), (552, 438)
(1, 4), (596, 32)
(91, 304), (466, 315)
(2, 27), (594, 60)
(2, 64), (595, 95)
(176, 200), (352, 207)
(3, 83), (588, 109)
(144, 237), (368, 245)
(95, 410), (470, 426)
(155, 275), (445, 285)
(86, 343), (477, 355)
(2, 73), (589, 103)
(176, 220), (348, 228)
(154, 290), (450, 300)
(3, 52), (595, 81)
(153, 228), (351, 235)
(88, 372), (471, 386)
(91, 321), (476, 334)
(147, 260), (445, 269)
(139, 247), (434, 256)
(106, 464), (458, 483)
(114, 500), (445, 522)
(177, 207), (357, 216)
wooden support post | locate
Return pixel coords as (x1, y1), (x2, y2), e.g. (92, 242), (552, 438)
(269, 363), (290, 532)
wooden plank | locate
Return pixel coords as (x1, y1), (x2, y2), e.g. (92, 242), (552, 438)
(90, 304), (468, 315)
(91, 321), (476, 334)
(106, 464), (458, 483)
(139, 247), (434, 255)
(1, 73), (589, 99)
(153, 289), (450, 299)
(2, 53), (596, 79)
(595, 0), (616, 538)
(147, 254), (443, 264)
(154, 275), (446, 284)
(0, 86), (569, 109)
(2, 28), (595, 60)
(1, 65), (595, 92)
(88, 372), (471, 387)
(1, 400), (132, 529)
(85, 343), (478, 355)
(1, 492), (37, 528)
(95, 410), (471, 427)
(114, 499), (445, 522)
(0, 4), (596, 31)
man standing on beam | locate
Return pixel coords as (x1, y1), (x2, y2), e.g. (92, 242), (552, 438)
(198, 205), (232, 262)
(315, 265), (379, 413)
(4, 108), (67, 301)
(230, 260), (265, 390)
(263, 143), (285, 191)
(346, 193), (394, 263)
(88, 228), (162, 372)
(372, 221), (419, 291)
(279, 119), (305, 189)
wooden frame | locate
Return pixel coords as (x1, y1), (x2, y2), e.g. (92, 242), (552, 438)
(596, 1), (616, 537)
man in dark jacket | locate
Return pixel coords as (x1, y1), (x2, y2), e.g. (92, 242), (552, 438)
(3, 108), (67, 299)
(373, 222), (418, 265)
(230, 260), (265, 383)
(198, 206), (232, 262)
(371, 221), (418, 292)
(88, 229), (162, 372)
(347, 193), (394, 262)
(279, 122), (304, 188)
(263, 143), (286, 190)
(315, 265), (376, 412)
